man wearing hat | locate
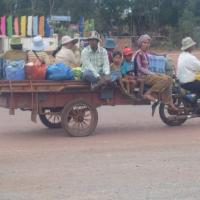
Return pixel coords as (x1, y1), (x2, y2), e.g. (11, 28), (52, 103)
(81, 31), (110, 90)
(2, 36), (26, 61)
(177, 37), (200, 93)
(55, 35), (80, 67)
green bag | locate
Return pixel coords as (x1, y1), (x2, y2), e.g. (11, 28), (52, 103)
(72, 67), (83, 80)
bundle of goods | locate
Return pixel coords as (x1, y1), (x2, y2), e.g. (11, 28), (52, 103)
(46, 63), (74, 81)
(148, 55), (166, 74)
(5, 60), (25, 80)
(25, 61), (46, 80)
(72, 67), (83, 80)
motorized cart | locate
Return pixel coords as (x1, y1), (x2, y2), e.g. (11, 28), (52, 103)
(0, 80), (150, 137)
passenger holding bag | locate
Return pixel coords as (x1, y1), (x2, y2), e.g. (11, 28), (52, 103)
(26, 35), (50, 80)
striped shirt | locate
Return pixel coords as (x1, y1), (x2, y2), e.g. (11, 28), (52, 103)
(81, 45), (110, 77)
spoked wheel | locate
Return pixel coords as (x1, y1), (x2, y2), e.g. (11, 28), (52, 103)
(61, 100), (98, 137)
(159, 97), (187, 126)
(39, 107), (62, 129)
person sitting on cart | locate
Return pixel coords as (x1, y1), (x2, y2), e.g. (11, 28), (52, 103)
(177, 37), (200, 93)
(81, 31), (111, 91)
(121, 47), (134, 76)
(27, 35), (50, 65)
(2, 35), (26, 61)
(111, 50), (136, 94)
(54, 35), (81, 68)
(120, 47), (136, 94)
(134, 34), (178, 112)
(104, 37), (116, 64)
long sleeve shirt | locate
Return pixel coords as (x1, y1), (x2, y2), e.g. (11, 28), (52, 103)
(55, 46), (80, 67)
(81, 45), (110, 78)
(135, 50), (154, 76)
(177, 51), (200, 83)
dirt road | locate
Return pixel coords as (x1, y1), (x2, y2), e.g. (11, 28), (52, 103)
(0, 106), (200, 200)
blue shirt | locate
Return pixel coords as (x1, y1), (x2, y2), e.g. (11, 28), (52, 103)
(120, 60), (134, 76)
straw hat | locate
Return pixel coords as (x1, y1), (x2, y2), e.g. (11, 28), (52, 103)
(181, 37), (196, 51)
(61, 35), (78, 45)
(10, 35), (22, 45)
(88, 31), (101, 41)
(31, 35), (45, 51)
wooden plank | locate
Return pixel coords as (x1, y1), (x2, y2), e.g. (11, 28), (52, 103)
(0, 80), (90, 93)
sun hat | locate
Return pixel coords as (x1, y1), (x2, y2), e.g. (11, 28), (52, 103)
(10, 35), (22, 45)
(88, 31), (101, 41)
(104, 38), (116, 49)
(123, 47), (134, 56)
(31, 35), (45, 51)
(61, 35), (78, 45)
(181, 37), (196, 51)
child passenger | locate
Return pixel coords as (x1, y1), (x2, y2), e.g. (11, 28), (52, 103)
(111, 50), (136, 94)
(110, 51), (123, 81)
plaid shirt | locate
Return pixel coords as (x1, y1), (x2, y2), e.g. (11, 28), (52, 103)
(81, 45), (110, 77)
(135, 50), (154, 76)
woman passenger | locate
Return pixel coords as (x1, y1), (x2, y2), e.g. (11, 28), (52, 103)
(134, 34), (178, 112)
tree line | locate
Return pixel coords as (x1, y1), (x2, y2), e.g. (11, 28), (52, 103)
(1, 0), (200, 48)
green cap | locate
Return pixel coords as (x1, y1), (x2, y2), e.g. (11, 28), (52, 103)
(10, 36), (22, 45)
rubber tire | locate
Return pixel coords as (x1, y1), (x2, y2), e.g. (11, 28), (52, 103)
(159, 103), (187, 126)
(61, 99), (98, 137)
(39, 108), (62, 129)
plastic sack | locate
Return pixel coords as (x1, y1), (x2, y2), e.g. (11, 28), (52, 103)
(5, 60), (25, 80)
(148, 55), (166, 74)
(72, 67), (83, 80)
(46, 63), (74, 80)
(25, 61), (46, 80)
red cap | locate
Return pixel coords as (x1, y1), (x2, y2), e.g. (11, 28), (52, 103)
(123, 47), (134, 56)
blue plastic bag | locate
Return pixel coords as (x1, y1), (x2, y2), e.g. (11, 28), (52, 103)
(148, 55), (166, 74)
(46, 63), (74, 80)
(5, 60), (25, 80)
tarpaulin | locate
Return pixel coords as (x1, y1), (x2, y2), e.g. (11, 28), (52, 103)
(39, 16), (45, 37)
(6, 16), (13, 37)
(21, 16), (27, 36)
(33, 16), (38, 36)
(0, 16), (6, 35)
(27, 16), (33, 36)
(14, 17), (19, 35)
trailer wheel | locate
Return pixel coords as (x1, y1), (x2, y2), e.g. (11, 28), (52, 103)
(39, 108), (62, 129)
(61, 99), (98, 137)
